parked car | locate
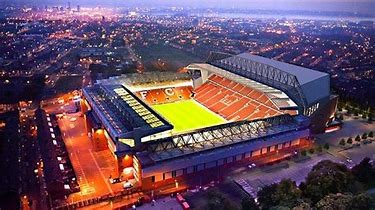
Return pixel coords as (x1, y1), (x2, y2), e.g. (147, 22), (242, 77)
(363, 139), (372, 144)
(123, 182), (133, 189)
(248, 163), (256, 169)
(110, 177), (121, 184)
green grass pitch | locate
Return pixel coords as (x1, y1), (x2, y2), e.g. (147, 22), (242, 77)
(152, 99), (226, 134)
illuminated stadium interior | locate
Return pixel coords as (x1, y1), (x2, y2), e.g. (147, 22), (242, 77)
(152, 99), (226, 134)
(96, 70), (295, 136)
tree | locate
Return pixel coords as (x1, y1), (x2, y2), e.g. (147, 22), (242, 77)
(309, 148), (315, 154)
(350, 193), (375, 210)
(369, 131), (374, 138)
(257, 183), (278, 210)
(241, 197), (259, 210)
(206, 189), (238, 210)
(301, 150), (307, 156)
(257, 179), (301, 210)
(351, 157), (375, 183)
(362, 132), (368, 140)
(269, 206), (289, 210)
(346, 138), (353, 144)
(292, 201), (311, 210)
(302, 160), (354, 204)
(274, 179), (302, 208)
(316, 193), (353, 210)
(323, 143), (330, 150)
(339, 139), (345, 146)
(316, 193), (375, 210)
(355, 135), (361, 142)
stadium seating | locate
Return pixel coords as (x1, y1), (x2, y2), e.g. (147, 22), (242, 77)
(194, 74), (284, 121)
(135, 86), (193, 105)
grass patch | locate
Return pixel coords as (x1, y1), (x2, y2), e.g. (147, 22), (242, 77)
(152, 100), (226, 134)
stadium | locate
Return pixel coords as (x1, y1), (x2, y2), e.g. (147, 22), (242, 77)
(81, 52), (337, 190)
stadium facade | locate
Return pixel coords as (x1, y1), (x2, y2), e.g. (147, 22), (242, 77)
(81, 52), (337, 190)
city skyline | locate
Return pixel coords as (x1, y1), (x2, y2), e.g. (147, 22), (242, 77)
(1, 0), (375, 15)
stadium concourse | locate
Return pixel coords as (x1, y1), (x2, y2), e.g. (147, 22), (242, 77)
(80, 52), (337, 191)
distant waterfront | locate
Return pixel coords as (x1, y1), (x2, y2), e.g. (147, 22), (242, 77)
(151, 11), (375, 22)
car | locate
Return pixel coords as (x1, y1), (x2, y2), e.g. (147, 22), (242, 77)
(363, 139), (372, 144)
(346, 159), (353, 163)
(109, 177), (121, 184)
(248, 163), (256, 169)
(123, 182), (133, 189)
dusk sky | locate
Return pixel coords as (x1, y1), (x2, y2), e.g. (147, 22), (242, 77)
(3, 0), (375, 15)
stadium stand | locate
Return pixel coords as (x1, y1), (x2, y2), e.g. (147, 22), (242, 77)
(135, 86), (193, 105)
(194, 74), (284, 121)
(97, 72), (193, 92)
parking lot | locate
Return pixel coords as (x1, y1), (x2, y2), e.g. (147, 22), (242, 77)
(316, 118), (375, 146)
(316, 117), (375, 165)
(340, 142), (375, 163)
(231, 118), (375, 198)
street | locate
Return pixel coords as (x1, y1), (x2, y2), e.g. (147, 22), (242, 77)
(57, 113), (123, 204)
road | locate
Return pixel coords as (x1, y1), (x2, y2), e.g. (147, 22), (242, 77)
(137, 196), (182, 210)
(58, 113), (123, 204)
(40, 99), (144, 209)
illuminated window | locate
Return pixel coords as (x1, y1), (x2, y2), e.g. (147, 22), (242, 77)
(119, 138), (135, 147)
(59, 164), (64, 171)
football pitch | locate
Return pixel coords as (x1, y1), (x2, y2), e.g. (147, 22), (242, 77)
(152, 100), (226, 134)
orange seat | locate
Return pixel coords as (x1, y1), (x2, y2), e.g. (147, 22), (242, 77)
(193, 74), (284, 121)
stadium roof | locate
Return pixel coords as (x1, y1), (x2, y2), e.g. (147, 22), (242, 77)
(206, 52), (331, 107)
(139, 114), (309, 165)
(232, 53), (328, 85)
(83, 84), (172, 141)
(97, 71), (191, 87)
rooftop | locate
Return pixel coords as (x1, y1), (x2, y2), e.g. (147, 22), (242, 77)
(97, 71), (192, 89)
(232, 53), (328, 85)
(83, 84), (172, 140)
(139, 114), (309, 166)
